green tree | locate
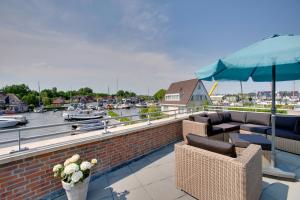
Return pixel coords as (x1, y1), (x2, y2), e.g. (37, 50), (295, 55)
(116, 90), (125, 97)
(78, 87), (93, 95)
(153, 89), (166, 101)
(42, 96), (51, 106)
(2, 84), (31, 98)
(22, 93), (39, 106)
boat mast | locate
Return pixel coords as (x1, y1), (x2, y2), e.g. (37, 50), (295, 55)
(38, 81), (41, 107)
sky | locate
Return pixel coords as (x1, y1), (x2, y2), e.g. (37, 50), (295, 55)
(0, 0), (299, 95)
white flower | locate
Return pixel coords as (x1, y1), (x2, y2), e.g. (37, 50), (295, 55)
(71, 171), (83, 183)
(64, 158), (71, 166)
(53, 164), (63, 172)
(64, 163), (79, 175)
(80, 161), (92, 171)
(91, 159), (97, 165)
(69, 154), (80, 163)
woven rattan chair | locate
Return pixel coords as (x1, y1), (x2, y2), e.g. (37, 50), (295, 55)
(175, 142), (262, 200)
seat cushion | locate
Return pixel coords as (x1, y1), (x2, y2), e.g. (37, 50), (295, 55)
(229, 111), (247, 123)
(217, 112), (231, 123)
(240, 123), (270, 134)
(207, 113), (222, 125)
(229, 133), (271, 150)
(295, 120), (300, 135)
(227, 121), (243, 126)
(186, 133), (236, 157)
(214, 123), (240, 132)
(208, 126), (223, 136)
(267, 128), (300, 141)
(246, 112), (271, 126)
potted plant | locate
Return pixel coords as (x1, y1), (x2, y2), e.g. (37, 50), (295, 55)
(53, 154), (97, 200)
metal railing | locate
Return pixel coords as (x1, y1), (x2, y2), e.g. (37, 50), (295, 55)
(0, 107), (203, 154)
(0, 105), (292, 154)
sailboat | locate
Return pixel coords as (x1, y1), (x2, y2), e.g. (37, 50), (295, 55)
(33, 81), (45, 113)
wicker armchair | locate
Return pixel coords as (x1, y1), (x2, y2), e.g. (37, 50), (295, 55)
(182, 120), (225, 142)
(175, 142), (262, 200)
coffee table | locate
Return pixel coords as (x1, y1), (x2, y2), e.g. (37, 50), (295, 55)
(229, 133), (271, 169)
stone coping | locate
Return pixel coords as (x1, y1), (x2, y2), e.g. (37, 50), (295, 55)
(0, 113), (190, 165)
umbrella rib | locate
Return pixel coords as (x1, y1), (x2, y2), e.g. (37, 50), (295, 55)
(249, 67), (258, 78)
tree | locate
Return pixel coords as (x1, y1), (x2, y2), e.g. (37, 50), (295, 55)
(22, 93), (39, 106)
(116, 90), (125, 97)
(2, 84), (31, 98)
(153, 89), (166, 101)
(78, 87), (93, 95)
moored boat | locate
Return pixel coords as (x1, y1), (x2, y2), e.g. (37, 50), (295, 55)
(0, 118), (19, 128)
(0, 115), (27, 125)
(63, 109), (106, 121)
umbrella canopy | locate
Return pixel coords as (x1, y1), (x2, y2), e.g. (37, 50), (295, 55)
(195, 34), (300, 179)
(195, 35), (300, 82)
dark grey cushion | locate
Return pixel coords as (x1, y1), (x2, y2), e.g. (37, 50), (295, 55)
(227, 121), (243, 126)
(275, 115), (300, 131)
(267, 128), (300, 141)
(246, 112), (271, 126)
(240, 123), (270, 134)
(189, 113), (207, 121)
(208, 126), (223, 136)
(218, 112), (231, 123)
(295, 120), (300, 135)
(214, 123), (240, 132)
(186, 133), (236, 157)
(229, 111), (247, 123)
(207, 113), (222, 125)
(229, 133), (271, 150)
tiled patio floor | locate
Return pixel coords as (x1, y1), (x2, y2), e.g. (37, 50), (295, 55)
(55, 143), (300, 200)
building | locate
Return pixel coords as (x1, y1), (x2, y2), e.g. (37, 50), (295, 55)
(52, 97), (65, 107)
(6, 93), (28, 112)
(161, 79), (211, 113)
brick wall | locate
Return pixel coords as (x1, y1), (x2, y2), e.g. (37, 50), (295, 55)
(0, 120), (182, 200)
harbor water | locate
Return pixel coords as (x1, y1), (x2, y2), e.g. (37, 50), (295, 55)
(0, 108), (141, 148)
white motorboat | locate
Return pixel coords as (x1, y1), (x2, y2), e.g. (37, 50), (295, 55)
(63, 109), (106, 120)
(121, 104), (131, 109)
(33, 107), (45, 113)
(71, 120), (105, 131)
(0, 115), (27, 125)
(0, 118), (19, 128)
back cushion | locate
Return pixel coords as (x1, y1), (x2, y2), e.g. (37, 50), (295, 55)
(295, 120), (300, 135)
(218, 112), (231, 123)
(276, 115), (300, 131)
(207, 113), (222, 125)
(229, 111), (247, 123)
(186, 134), (236, 157)
(246, 112), (271, 126)
(189, 113), (207, 121)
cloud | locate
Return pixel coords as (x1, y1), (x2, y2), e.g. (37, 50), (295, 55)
(0, 26), (195, 94)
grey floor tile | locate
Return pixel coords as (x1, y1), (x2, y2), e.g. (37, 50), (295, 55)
(88, 175), (113, 199)
(156, 162), (175, 178)
(134, 165), (169, 186)
(144, 178), (185, 200)
(108, 173), (142, 193)
(176, 194), (197, 200)
(128, 157), (153, 172)
(107, 166), (132, 178)
(112, 187), (152, 200)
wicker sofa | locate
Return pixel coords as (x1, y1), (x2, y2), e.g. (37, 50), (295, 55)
(183, 111), (300, 154)
(175, 138), (262, 200)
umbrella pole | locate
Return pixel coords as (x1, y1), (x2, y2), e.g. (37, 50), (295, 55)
(263, 65), (296, 180)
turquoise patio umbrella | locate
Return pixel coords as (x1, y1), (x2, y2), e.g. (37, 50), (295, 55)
(196, 34), (300, 179)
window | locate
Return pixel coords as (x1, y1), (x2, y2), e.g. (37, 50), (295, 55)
(165, 93), (180, 101)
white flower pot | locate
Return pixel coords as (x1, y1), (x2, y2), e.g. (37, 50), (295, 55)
(62, 175), (90, 200)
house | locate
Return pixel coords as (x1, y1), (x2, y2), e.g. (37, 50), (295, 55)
(52, 97), (65, 107)
(0, 92), (9, 110)
(160, 79), (211, 113)
(6, 93), (28, 112)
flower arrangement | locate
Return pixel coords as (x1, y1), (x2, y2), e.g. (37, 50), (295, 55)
(53, 154), (97, 186)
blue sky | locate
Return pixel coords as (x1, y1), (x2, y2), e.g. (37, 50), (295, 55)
(0, 0), (299, 94)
